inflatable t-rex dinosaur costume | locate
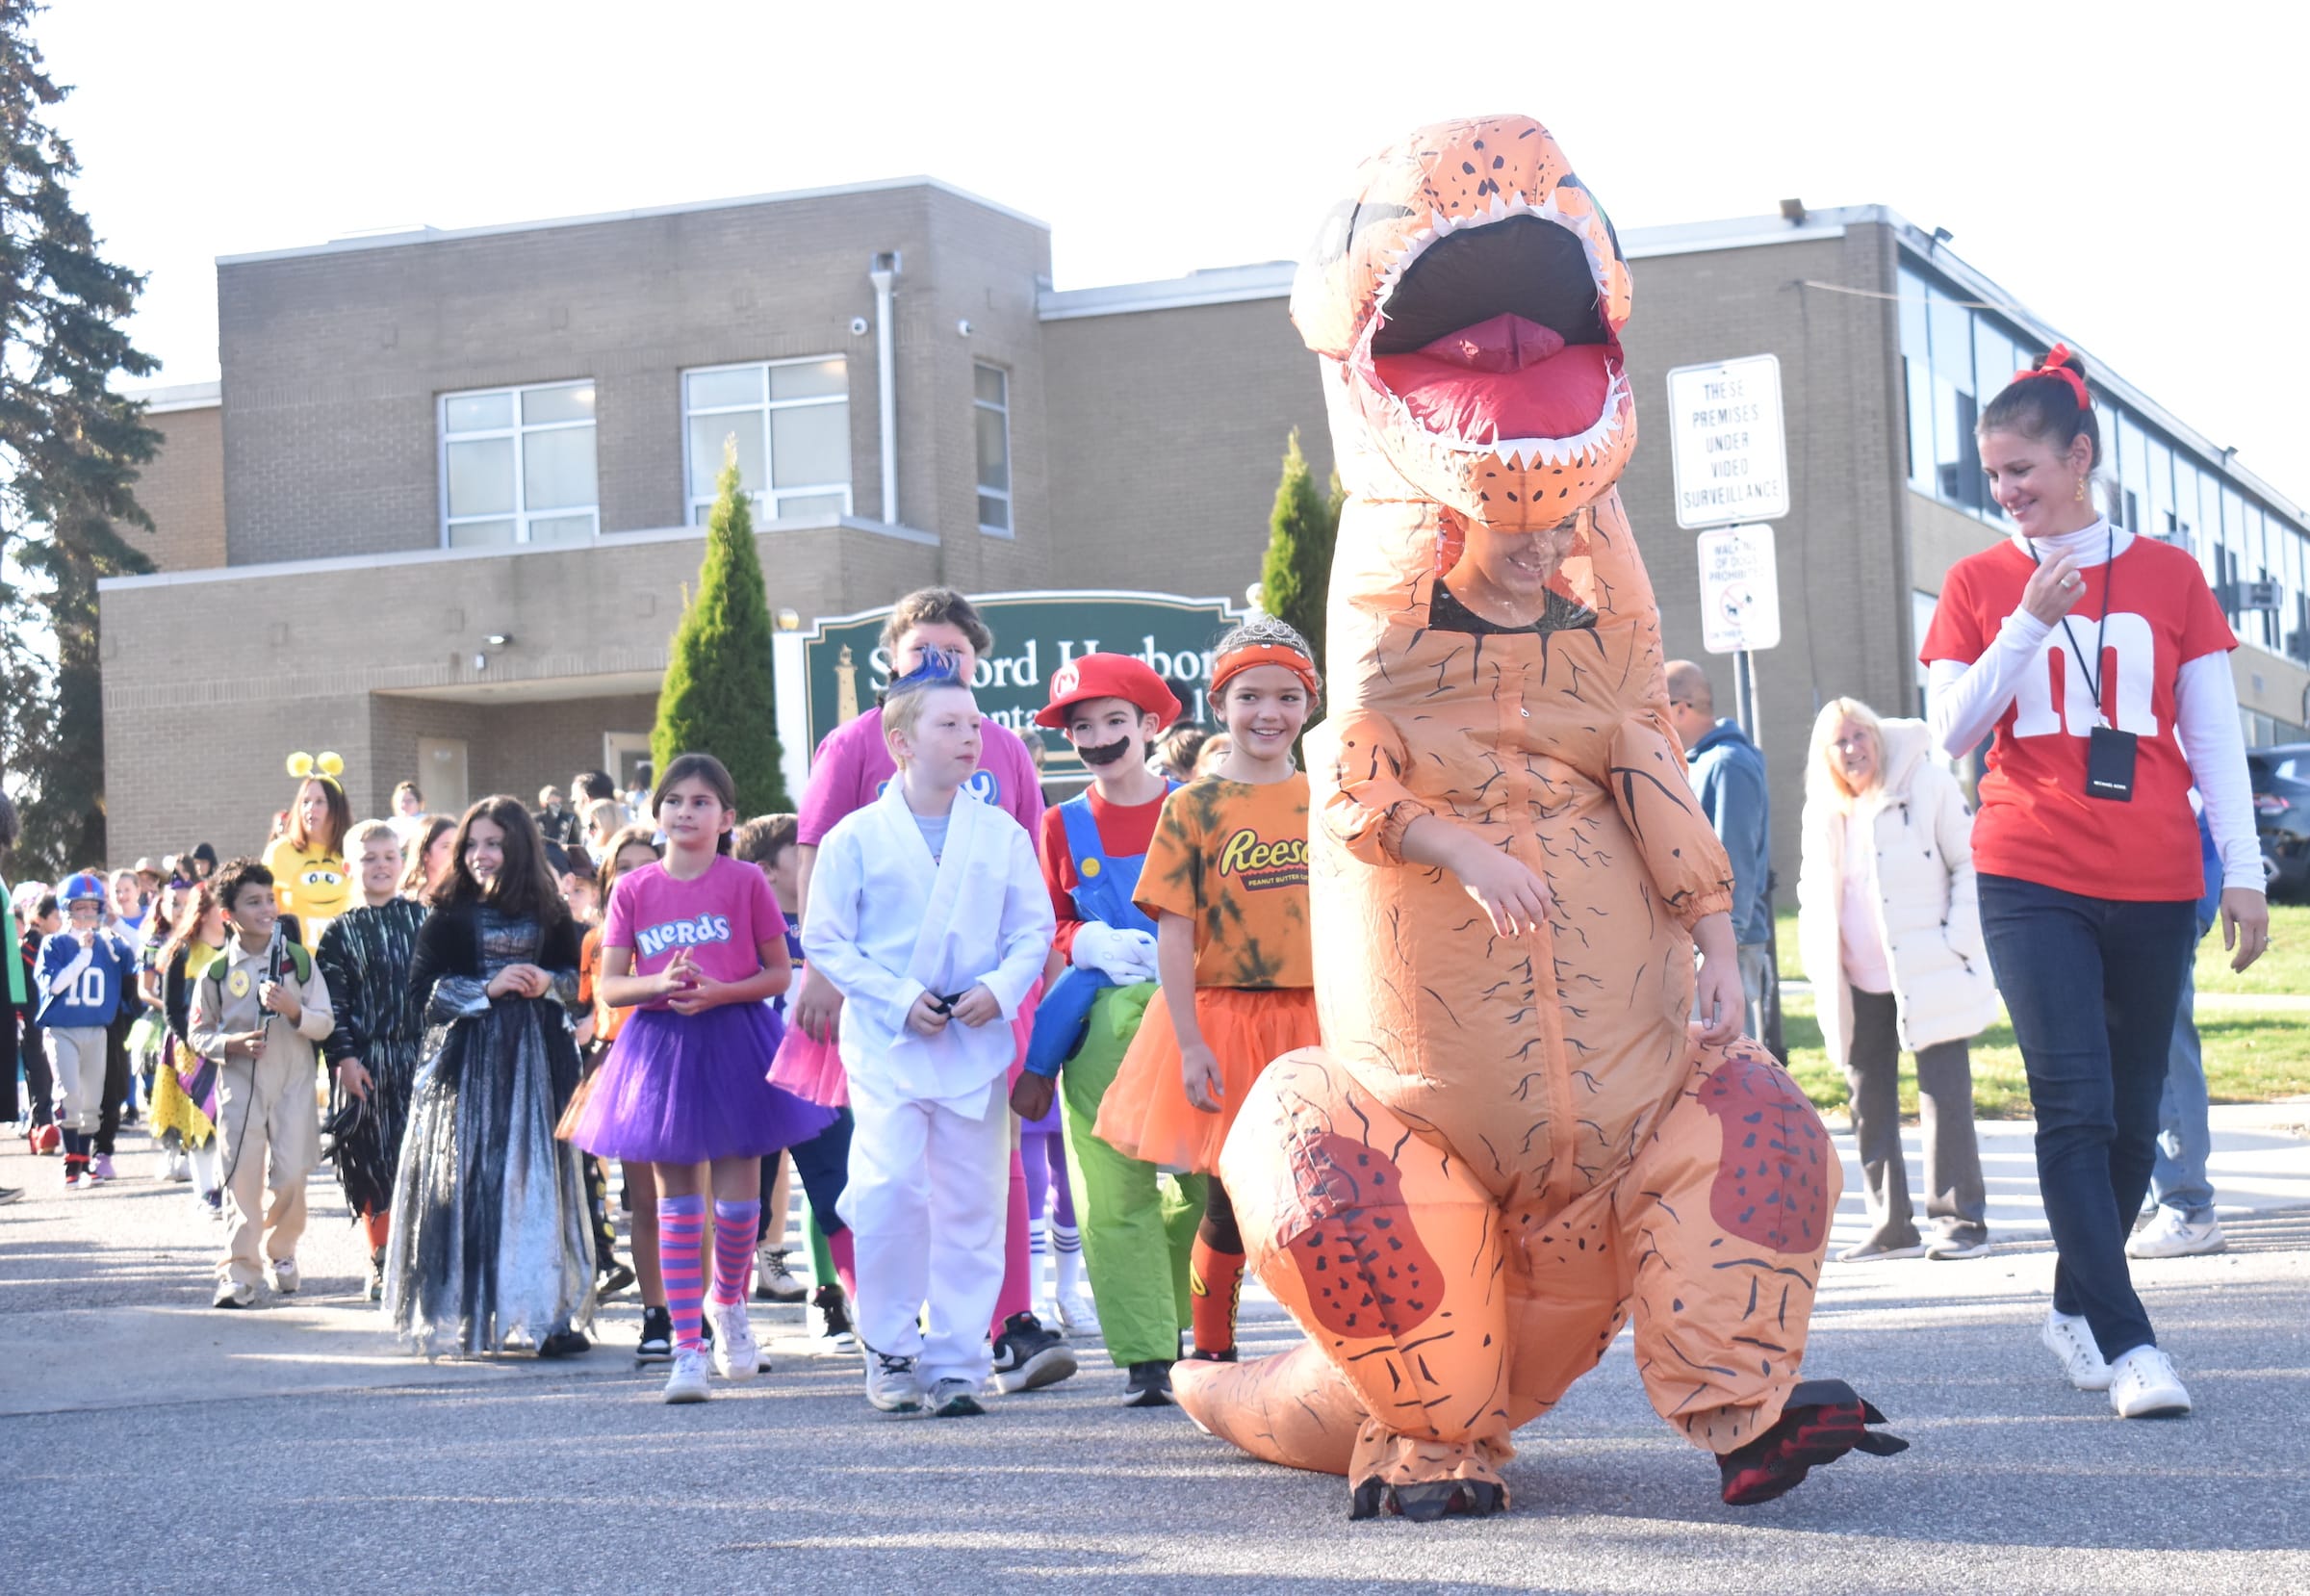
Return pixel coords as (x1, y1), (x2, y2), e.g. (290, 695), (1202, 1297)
(1170, 115), (1904, 1518)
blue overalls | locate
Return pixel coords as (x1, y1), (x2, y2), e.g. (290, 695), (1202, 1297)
(1023, 789), (1166, 1078)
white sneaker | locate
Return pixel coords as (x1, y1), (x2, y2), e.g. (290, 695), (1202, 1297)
(212, 1277), (255, 1309)
(661, 1346), (711, 1403)
(265, 1257), (300, 1296)
(753, 1245), (807, 1304)
(864, 1349), (923, 1414)
(2041, 1308), (2113, 1391)
(705, 1300), (760, 1382)
(2126, 1209), (2225, 1259)
(2108, 1345), (2192, 1418)
(1048, 1290), (1102, 1338)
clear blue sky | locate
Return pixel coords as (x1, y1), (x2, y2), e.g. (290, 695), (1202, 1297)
(41, 0), (2307, 506)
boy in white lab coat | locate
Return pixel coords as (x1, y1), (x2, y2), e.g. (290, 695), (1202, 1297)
(802, 657), (1055, 1418)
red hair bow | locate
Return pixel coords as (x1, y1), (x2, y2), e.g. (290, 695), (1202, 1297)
(2015, 343), (2090, 411)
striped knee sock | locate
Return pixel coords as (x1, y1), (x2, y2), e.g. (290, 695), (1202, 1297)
(658, 1195), (706, 1351)
(1053, 1221), (1082, 1299)
(711, 1198), (760, 1307)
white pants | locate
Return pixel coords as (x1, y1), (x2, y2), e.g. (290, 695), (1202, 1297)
(47, 1027), (107, 1135)
(838, 1070), (1010, 1387)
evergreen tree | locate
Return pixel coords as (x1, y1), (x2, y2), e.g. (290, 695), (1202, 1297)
(652, 446), (785, 814)
(0, 0), (159, 874)
(1257, 428), (1339, 669)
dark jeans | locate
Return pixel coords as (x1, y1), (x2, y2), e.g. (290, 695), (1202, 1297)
(94, 1009), (135, 1155)
(783, 1109), (855, 1238)
(1844, 988), (1986, 1248)
(20, 1020), (52, 1127)
(1978, 872), (2195, 1363)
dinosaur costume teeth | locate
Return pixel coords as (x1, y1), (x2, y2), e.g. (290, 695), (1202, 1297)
(1171, 114), (1860, 1519)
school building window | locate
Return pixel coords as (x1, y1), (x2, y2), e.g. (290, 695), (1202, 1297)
(682, 357), (851, 524)
(439, 379), (599, 547)
(974, 362), (1012, 533)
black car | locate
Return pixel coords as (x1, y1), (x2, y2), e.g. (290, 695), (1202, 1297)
(2247, 742), (2310, 899)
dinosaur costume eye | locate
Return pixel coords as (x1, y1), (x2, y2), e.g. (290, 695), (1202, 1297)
(1307, 200), (1416, 265)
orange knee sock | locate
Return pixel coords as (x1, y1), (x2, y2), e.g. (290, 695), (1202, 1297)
(1190, 1240), (1246, 1355)
(363, 1210), (392, 1253)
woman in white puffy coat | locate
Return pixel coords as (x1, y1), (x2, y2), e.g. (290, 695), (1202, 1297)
(1798, 699), (2000, 1262)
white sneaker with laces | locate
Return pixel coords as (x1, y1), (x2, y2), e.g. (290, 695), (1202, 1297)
(753, 1245), (807, 1304)
(661, 1346), (712, 1403)
(2125, 1208), (2225, 1259)
(2041, 1308), (2113, 1391)
(2108, 1345), (2192, 1418)
(213, 1277), (255, 1309)
(705, 1300), (760, 1381)
(265, 1257), (300, 1296)
(864, 1349), (923, 1413)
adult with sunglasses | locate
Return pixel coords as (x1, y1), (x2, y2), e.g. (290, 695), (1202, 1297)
(1921, 346), (2267, 1421)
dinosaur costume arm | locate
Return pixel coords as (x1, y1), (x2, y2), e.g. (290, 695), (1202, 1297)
(1607, 712), (1735, 930)
(1322, 710), (1432, 865)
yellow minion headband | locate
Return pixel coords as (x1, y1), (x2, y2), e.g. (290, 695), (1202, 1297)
(286, 751), (346, 790)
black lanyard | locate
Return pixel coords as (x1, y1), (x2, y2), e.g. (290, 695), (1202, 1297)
(2030, 525), (2115, 728)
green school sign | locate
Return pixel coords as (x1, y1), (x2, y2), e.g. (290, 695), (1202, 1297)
(771, 590), (1248, 793)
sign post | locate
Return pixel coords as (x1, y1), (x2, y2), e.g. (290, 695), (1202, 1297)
(1667, 355), (1793, 1060)
(1665, 354), (1790, 744)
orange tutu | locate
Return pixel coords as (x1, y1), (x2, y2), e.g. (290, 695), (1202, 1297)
(1092, 986), (1321, 1174)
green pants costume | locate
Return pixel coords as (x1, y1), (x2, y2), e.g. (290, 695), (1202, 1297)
(1060, 982), (1206, 1367)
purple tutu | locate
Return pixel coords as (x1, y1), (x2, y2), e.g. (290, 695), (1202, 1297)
(571, 1002), (836, 1164)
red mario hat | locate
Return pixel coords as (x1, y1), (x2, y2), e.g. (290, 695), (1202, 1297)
(1035, 652), (1183, 731)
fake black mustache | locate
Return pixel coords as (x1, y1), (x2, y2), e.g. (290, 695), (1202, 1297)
(1076, 735), (1134, 767)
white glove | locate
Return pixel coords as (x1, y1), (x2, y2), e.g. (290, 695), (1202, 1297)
(1071, 922), (1159, 984)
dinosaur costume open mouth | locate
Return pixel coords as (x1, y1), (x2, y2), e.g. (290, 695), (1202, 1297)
(1352, 205), (1629, 471)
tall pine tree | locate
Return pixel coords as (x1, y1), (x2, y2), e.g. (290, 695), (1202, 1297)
(1257, 428), (1339, 668)
(0, 0), (159, 874)
(652, 445), (785, 814)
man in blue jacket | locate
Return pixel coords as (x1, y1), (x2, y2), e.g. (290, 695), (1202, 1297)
(1666, 661), (1775, 1043)
(36, 873), (136, 1189)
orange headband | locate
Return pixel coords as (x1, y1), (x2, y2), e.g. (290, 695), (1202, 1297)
(1209, 643), (1321, 703)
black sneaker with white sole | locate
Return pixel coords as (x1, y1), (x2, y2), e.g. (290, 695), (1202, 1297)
(636, 1305), (674, 1364)
(1123, 1360), (1174, 1407)
(989, 1310), (1077, 1394)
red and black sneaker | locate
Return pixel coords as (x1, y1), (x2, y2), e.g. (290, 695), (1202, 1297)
(1718, 1377), (1909, 1506)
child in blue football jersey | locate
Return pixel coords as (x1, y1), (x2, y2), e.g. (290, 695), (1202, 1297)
(37, 873), (137, 1189)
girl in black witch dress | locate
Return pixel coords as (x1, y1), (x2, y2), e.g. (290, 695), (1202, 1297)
(385, 795), (596, 1357)
(315, 819), (428, 1301)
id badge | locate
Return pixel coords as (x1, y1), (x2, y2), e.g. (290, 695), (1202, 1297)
(2085, 725), (2138, 802)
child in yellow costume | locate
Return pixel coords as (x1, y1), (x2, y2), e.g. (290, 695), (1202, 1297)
(1170, 114), (1905, 1518)
(264, 753), (354, 946)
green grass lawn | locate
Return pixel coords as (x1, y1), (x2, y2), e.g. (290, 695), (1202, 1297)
(1771, 903), (2310, 1120)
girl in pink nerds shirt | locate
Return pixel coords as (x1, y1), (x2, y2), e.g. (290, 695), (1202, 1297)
(778, 586), (1074, 1395)
(570, 754), (837, 1403)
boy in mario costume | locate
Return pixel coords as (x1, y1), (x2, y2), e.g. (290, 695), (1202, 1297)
(1012, 653), (1207, 1406)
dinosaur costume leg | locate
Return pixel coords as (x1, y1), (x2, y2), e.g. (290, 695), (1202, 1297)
(1060, 985), (1207, 1367)
(1177, 1037), (1837, 1506)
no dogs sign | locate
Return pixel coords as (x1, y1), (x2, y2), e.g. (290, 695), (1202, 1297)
(1696, 525), (1782, 655)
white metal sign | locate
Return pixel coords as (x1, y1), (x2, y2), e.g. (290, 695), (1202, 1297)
(1666, 354), (1790, 528)
(1696, 524), (1782, 654)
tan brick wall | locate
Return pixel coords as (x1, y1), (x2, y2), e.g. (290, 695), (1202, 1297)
(117, 404), (226, 574)
(1042, 296), (1331, 601)
(216, 185), (1051, 569)
(98, 524), (937, 862)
